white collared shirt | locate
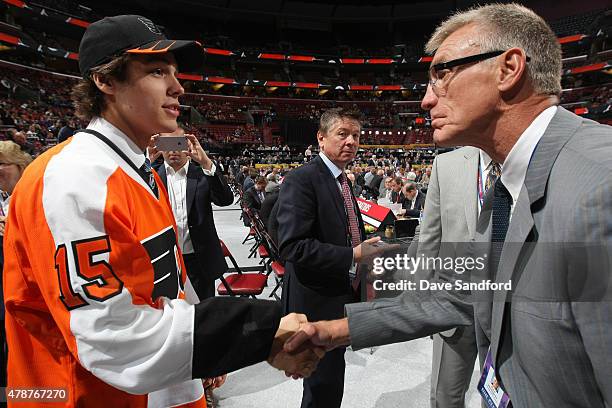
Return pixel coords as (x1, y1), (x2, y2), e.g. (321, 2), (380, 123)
(318, 152), (358, 272)
(501, 106), (557, 216)
(88, 117), (146, 169)
(318, 152), (344, 192)
(409, 190), (419, 210)
(478, 149), (494, 215)
(165, 160), (194, 254)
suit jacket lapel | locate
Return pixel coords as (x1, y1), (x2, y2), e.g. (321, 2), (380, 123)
(489, 107), (581, 363)
(186, 163), (198, 213)
(157, 165), (168, 189)
(464, 148), (479, 239)
(474, 186), (494, 342)
(314, 157), (348, 232)
(490, 186), (534, 364)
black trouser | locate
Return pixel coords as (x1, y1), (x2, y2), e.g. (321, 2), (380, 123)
(301, 347), (346, 408)
(183, 253), (215, 301)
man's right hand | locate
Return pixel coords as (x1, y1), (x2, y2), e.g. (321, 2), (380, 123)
(283, 318), (351, 354)
(353, 236), (386, 263)
(147, 135), (162, 162)
(267, 313), (325, 378)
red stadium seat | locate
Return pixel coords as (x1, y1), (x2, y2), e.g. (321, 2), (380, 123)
(217, 239), (267, 298)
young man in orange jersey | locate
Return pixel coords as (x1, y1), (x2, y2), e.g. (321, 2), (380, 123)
(3, 15), (322, 407)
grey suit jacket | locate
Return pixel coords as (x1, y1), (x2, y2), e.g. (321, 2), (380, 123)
(408, 146), (490, 348)
(346, 107), (612, 407)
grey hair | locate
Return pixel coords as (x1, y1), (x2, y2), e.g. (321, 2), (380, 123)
(318, 107), (363, 134)
(425, 3), (561, 96)
(404, 181), (418, 192)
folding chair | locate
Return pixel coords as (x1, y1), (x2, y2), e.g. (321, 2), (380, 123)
(252, 224), (285, 300)
(217, 240), (267, 298)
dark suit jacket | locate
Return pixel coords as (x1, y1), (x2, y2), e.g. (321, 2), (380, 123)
(268, 200), (280, 245)
(242, 176), (254, 192)
(368, 174), (383, 191)
(390, 190), (405, 205)
(401, 191), (426, 217)
(277, 156), (366, 322)
(155, 161), (234, 282)
(244, 186), (265, 213)
(260, 190), (279, 227)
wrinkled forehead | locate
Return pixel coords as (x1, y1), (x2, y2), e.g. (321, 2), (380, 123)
(326, 117), (361, 134)
(431, 24), (483, 64)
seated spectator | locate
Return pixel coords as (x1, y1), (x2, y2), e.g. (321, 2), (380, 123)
(260, 181), (280, 228)
(389, 177), (404, 204)
(57, 119), (76, 143)
(242, 168), (258, 191)
(421, 167), (432, 188)
(9, 130), (35, 157)
(400, 181), (426, 218)
(379, 176), (392, 201)
(347, 173), (362, 197)
(244, 176), (268, 215)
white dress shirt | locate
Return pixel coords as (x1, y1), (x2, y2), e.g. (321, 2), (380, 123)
(319, 152), (344, 192)
(501, 105), (557, 216)
(163, 159), (217, 255)
(478, 149), (494, 215)
(165, 160), (193, 254)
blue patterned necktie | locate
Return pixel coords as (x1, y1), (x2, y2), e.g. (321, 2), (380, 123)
(140, 158), (158, 198)
(490, 179), (512, 278)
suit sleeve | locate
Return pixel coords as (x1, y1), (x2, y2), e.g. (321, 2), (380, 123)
(244, 189), (259, 211)
(569, 180), (612, 404)
(408, 158), (442, 258)
(347, 156), (474, 349)
(205, 167), (234, 207)
(346, 288), (473, 350)
(277, 171), (353, 280)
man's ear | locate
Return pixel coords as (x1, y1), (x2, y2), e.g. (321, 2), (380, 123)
(316, 131), (325, 150)
(497, 47), (528, 93)
(91, 72), (116, 96)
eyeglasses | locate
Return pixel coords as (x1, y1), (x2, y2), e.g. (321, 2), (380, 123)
(428, 50), (531, 96)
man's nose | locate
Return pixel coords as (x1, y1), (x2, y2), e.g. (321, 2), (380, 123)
(421, 83), (438, 111)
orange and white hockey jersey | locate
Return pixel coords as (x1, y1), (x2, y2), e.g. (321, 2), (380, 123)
(3, 117), (205, 407)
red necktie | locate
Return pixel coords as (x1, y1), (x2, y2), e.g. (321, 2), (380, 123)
(338, 173), (361, 248)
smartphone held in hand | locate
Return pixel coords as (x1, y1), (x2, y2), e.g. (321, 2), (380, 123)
(156, 136), (188, 151)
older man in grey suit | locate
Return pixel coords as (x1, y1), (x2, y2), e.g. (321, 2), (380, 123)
(413, 146), (498, 408)
(284, 4), (612, 407)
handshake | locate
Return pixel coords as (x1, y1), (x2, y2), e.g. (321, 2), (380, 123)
(266, 313), (349, 378)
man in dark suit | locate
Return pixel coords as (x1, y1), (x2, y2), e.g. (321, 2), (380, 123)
(242, 168), (257, 192)
(400, 181), (426, 218)
(152, 130), (234, 301)
(260, 182), (280, 228)
(277, 107), (383, 408)
(244, 176), (267, 215)
(389, 177), (405, 205)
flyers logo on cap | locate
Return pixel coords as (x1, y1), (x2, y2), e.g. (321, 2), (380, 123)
(137, 17), (162, 35)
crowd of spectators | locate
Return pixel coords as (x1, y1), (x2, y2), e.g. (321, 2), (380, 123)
(1, 60), (610, 158)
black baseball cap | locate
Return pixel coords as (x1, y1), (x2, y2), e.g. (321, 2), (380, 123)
(78, 15), (204, 77)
